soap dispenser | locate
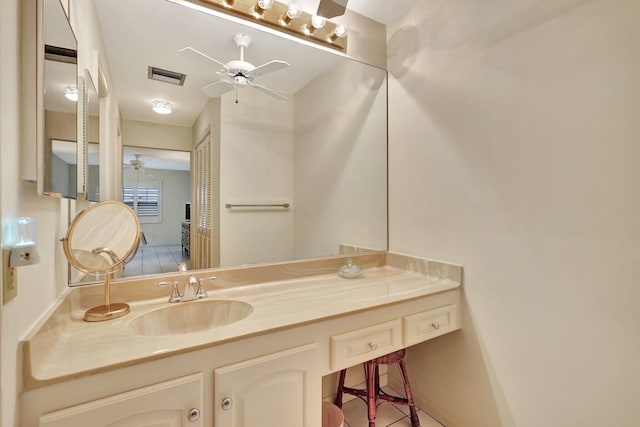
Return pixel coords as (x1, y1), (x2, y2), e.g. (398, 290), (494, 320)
(338, 258), (362, 279)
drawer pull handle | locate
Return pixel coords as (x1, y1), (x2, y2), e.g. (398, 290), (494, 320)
(432, 322), (440, 330)
(221, 398), (233, 410)
(187, 408), (200, 422)
(368, 341), (378, 351)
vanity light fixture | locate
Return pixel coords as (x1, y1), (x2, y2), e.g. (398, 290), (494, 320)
(64, 85), (78, 102)
(252, 0), (274, 17)
(152, 100), (172, 115)
(280, 2), (302, 25)
(329, 24), (347, 42)
(198, 0), (347, 50)
(305, 15), (326, 34)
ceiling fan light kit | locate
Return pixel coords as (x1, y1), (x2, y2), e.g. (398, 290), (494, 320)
(180, 33), (290, 103)
(200, 0), (348, 50)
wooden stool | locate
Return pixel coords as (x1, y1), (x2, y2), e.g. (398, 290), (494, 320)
(334, 349), (420, 427)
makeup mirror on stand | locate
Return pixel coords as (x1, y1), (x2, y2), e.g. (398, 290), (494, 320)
(61, 201), (141, 321)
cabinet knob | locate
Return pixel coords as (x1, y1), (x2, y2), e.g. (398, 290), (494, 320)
(368, 341), (378, 351)
(187, 408), (200, 422)
(432, 322), (440, 330)
(221, 397), (233, 410)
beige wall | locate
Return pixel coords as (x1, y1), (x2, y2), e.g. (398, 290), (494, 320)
(219, 90), (295, 266)
(122, 120), (192, 152)
(388, 0), (640, 426)
(1, 0), (117, 425)
(1, 2), (63, 426)
(293, 59), (387, 259)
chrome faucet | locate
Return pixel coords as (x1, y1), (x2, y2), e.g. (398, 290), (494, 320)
(159, 275), (216, 303)
(182, 275), (199, 301)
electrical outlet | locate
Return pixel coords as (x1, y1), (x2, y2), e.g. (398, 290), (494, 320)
(2, 249), (17, 304)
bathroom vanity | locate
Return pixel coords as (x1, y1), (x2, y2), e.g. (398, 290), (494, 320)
(19, 253), (462, 427)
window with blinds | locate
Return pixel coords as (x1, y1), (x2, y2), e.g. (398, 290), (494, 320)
(123, 180), (162, 223)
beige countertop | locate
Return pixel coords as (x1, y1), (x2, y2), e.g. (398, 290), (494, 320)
(21, 252), (461, 389)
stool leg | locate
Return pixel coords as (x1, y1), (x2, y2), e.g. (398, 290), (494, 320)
(334, 369), (347, 409)
(365, 361), (377, 427)
(398, 359), (421, 427)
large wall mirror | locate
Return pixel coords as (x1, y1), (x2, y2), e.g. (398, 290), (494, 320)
(40, 0), (78, 199)
(70, 0), (387, 285)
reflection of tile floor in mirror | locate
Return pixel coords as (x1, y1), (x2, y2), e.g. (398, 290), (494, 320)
(124, 245), (190, 277)
(339, 386), (443, 427)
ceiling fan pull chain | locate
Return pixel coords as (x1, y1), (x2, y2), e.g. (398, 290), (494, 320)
(235, 86), (239, 104)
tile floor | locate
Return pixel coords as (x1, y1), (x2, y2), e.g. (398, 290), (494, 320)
(339, 387), (443, 427)
(124, 244), (190, 277)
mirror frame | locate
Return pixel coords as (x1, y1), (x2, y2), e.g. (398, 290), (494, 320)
(83, 69), (100, 202)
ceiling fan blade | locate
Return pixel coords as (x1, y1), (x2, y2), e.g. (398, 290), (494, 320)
(248, 81), (287, 102)
(248, 60), (290, 77)
(178, 46), (228, 72)
(202, 80), (235, 98)
(316, 0), (348, 18)
(140, 167), (153, 177)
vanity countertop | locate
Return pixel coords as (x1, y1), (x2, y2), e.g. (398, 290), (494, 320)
(21, 252), (461, 389)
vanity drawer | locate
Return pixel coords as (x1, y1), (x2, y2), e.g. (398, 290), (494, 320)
(330, 319), (402, 371)
(403, 305), (458, 346)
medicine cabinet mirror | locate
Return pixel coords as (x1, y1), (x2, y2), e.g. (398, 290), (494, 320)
(39, 0), (78, 199)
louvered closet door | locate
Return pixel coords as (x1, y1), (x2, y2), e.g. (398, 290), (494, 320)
(194, 135), (212, 269)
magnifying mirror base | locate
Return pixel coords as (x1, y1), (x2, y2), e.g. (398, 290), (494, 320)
(83, 303), (131, 322)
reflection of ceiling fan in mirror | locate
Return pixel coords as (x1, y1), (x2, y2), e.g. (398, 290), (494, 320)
(124, 154), (151, 177)
(179, 34), (290, 103)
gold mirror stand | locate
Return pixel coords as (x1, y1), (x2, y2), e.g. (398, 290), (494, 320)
(61, 201), (141, 322)
(82, 272), (130, 322)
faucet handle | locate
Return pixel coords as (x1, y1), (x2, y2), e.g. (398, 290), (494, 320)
(196, 276), (217, 299)
(159, 281), (182, 303)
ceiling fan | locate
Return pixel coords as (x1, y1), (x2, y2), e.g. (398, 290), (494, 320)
(179, 34), (290, 103)
(124, 154), (151, 177)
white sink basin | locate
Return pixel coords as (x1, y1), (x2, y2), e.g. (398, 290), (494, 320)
(130, 300), (253, 336)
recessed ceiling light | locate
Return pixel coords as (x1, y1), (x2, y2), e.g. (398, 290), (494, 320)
(152, 100), (172, 114)
(64, 86), (78, 102)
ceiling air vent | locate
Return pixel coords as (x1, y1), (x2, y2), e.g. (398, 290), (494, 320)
(45, 44), (77, 64)
(148, 66), (186, 86)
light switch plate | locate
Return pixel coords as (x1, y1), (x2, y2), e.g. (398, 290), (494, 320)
(2, 249), (17, 304)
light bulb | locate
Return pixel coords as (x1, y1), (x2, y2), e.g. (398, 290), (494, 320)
(330, 24), (347, 41)
(311, 15), (326, 29)
(152, 100), (172, 115)
(253, 0), (274, 17)
(305, 15), (326, 34)
(64, 86), (78, 102)
(281, 2), (302, 25)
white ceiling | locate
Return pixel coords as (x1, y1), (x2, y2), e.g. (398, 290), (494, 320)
(93, 0), (416, 170)
(94, 0), (343, 128)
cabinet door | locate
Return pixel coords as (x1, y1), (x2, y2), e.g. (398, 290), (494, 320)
(39, 373), (203, 427)
(215, 343), (321, 427)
